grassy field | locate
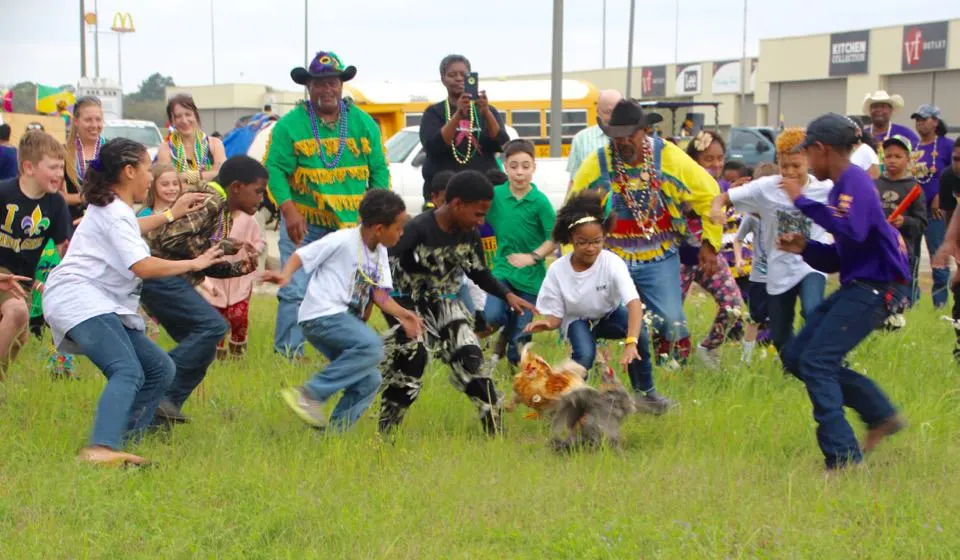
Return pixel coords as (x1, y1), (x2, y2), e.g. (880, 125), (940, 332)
(2, 292), (960, 558)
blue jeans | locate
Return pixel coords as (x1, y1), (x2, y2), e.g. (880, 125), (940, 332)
(767, 272), (825, 351)
(627, 253), (688, 341)
(781, 282), (897, 469)
(925, 217), (949, 308)
(66, 314), (176, 450)
(140, 275), (227, 408)
(483, 281), (537, 365)
(457, 279), (475, 315)
(275, 217), (333, 358)
(567, 306), (654, 393)
(301, 312), (384, 430)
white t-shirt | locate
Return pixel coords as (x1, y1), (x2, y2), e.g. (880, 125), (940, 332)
(736, 214), (766, 283)
(728, 175), (833, 295)
(296, 227), (393, 323)
(536, 250), (640, 336)
(851, 143), (880, 172)
(43, 199), (151, 352)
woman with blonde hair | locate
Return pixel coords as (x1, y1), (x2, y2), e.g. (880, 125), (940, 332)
(156, 94), (226, 187)
(63, 96), (105, 224)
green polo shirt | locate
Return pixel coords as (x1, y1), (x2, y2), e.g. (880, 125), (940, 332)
(486, 183), (556, 295)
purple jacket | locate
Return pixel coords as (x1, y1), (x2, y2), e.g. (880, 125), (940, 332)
(794, 165), (910, 285)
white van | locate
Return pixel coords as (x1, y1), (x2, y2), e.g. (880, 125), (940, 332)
(102, 119), (164, 161)
(385, 126), (570, 214)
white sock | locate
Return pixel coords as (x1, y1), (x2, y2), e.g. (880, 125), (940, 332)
(741, 340), (756, 362)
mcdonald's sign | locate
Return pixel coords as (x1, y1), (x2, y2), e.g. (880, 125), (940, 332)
(111, 12), (135, 33)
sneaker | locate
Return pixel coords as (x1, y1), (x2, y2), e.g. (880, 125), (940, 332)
(634, 392), (676, 416)
(863, 414), (906, 454)
(154, 400), (189, 424)
(696, 345), (720, 370)
(280, 387), (327, 429)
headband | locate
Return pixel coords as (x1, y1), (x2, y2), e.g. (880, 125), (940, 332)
(568, 216), (599, 230)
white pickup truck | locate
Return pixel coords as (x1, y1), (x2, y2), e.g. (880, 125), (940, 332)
(385, 126), (571, 213)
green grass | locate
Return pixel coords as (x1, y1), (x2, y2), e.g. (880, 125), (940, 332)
(2, 292), (960, 558)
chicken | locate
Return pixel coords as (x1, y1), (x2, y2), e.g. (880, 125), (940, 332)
(507, 343), (588, 418)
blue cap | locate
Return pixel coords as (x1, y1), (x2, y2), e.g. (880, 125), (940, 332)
(910, 104), (940, 120)
(800, 113), (860, 149)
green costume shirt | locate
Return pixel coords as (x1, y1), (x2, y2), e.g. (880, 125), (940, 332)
(485, 183), (556, 295)
(264, 100), (390, 229)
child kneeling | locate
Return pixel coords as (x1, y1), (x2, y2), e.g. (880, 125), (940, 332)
(263, 189), (423, 431)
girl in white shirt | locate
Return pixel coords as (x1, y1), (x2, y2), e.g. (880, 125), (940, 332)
(525, 192), (674, 415)
(43, 138), (222, 467)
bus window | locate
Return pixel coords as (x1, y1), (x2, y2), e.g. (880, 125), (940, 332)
(510, 110), (542, 138)
(404, 113), (423, 127)
(545, 109), (588, 137)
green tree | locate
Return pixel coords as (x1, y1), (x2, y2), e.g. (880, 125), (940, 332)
(10, 81), (36, 114)
(130, 73), (176, 102)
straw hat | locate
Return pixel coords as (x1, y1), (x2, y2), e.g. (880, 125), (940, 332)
(862, 90), (904, 114)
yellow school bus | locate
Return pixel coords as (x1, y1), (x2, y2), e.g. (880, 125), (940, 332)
(343, 79), (599, 158)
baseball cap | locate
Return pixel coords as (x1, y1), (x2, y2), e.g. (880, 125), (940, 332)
(800, 113), (860, 149)
(882, 134), (913, 156)
(910, 104), (941, 120)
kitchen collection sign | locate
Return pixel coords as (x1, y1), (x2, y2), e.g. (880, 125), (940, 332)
(902, 21), (949, 71)
(828, 30), (870, 76)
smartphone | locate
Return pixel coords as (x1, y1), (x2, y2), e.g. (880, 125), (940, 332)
(464, 72), (479, 99)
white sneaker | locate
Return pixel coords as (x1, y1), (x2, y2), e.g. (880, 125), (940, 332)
(696, 345), (720, 369)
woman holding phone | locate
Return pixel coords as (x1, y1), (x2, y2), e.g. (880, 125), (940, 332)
(419, 54), (510, 204)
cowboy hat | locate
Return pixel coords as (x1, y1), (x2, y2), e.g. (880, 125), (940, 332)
(862, 90), (904, 115)
(291, 51), (357, 86)
(599, 100), (663, 138)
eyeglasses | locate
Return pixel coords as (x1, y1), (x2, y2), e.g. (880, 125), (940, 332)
(572, 239), (604, 248)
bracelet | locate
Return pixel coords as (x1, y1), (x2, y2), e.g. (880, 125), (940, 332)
(163, 209), (175, 223)
(530, 252), (544, 263)
(624, 336), (638, 345)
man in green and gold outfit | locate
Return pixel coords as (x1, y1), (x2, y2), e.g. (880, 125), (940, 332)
(266, 51), (390, 359)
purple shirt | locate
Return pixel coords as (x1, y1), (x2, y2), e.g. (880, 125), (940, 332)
(868, 123), (919, 149)
(914, 136), (955, 203)
(794, 164), (910, 285)
(0, 145), (16, 181)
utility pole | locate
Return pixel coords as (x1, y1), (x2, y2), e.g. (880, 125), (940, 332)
(94, 0), (100, 78)
(625, 0), (636, 98)
(549, 0), (563, 158)
(739, 0), (748, 126)
(601, 0), (606, 69)
(80, 0), (87, 77)
(304, 0), (309, 66)
(210, 0), (217, 84)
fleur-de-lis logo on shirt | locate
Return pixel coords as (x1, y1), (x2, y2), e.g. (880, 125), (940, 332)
(21, 206), (50, 237)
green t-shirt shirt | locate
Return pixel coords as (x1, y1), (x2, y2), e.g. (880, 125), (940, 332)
(264, 101), (389, 229)
(485, 183), (556, 295)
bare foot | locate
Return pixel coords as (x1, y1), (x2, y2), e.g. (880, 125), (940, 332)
(863, 415), (906, 454)
(78, 446), (150, 467)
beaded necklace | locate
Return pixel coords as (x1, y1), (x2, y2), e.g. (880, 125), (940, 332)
(609, 140), (663, 239)
(444, 99), (480, 164)
(356, 236), (382, 286)
(75, 136), (104, 181)
(306, 100), (349, 168)
(171, 131), (210, 173)
(915, 138), (940, 186)
(210, 209), (234, 243)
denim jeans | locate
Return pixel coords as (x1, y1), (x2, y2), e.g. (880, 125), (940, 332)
(767, 272), (826, 351)
(925, 217), (949, 308)
(457, 279), (475, 315)
(483, 281), (537, 365)
(567, 306), (654, 393)
(301, 312), (384, 430)
(627, 253), (688, 341)
(275, 216), (333, 358)
(781, 282), (897, 469)
(140, 275), (227, 408)
(66, 314), (175, 450)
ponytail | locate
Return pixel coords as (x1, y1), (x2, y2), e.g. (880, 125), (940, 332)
(82, 137), (147, 207)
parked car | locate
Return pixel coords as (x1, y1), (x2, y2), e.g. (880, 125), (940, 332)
(726, 127), (779, 167)
(102, 119), (164, 161)
(385, 125), (571, 214)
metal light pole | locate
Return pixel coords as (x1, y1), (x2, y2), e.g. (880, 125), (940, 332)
(80, 0), (87, 77)
(601, 0), (606, 69)
(739, 0), (748, 126)
(625, 0), (637, 98)
(674, 0), (680, 64)
(304, 0), (309, 66)
(549, 0), (563, 157)
(210, 0), (216, 84)
(93, 0), (100, 78)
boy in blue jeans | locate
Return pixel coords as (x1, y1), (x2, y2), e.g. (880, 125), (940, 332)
(263, 189), (423, 431)
(777, 113), (908, 471)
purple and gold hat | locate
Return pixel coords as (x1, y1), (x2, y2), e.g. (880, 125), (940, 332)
(291, 51), (357, 85)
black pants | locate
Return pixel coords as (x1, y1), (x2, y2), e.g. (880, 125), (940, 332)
(379, 297), (502, 434)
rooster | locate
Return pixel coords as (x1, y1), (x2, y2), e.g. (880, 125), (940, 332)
(508, 344), (635, 451)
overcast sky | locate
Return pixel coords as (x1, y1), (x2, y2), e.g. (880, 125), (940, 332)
(2, 0), (958, 93)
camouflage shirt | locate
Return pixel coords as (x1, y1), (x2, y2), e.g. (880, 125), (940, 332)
(143, 183), (258, 285)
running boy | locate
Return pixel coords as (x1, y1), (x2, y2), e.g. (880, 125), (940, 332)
(0, 130), (71, 377)
(263, 189), (424, 431)
(379, 170), (538, 435)
(484, 139), (556, 368)
(778, 113), (909, 471)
